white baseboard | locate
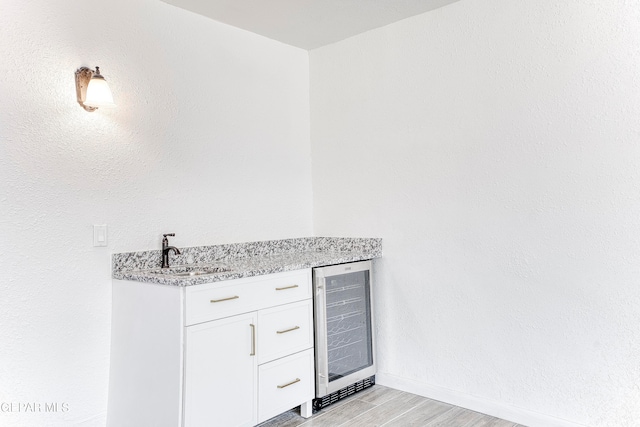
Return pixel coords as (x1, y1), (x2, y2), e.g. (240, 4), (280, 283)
(375, 372), (588, 427)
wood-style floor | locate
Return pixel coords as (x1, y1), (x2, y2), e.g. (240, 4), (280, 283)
(258, 385), (527, 427)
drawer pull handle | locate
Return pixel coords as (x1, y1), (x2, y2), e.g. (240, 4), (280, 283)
(276, 326), (300, 334)
(275, 285), (298, 291)
(250, 324), (256, 356)
(277, 378), (301, 389)
(210, 296), (239, 303)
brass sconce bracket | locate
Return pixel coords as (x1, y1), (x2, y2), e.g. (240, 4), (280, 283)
(75, 67), (97, 112)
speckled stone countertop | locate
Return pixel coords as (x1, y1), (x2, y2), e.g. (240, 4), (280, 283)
(112, 237), (382, 287)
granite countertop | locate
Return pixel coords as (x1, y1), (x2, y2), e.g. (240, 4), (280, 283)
(112, 237), (382, 287)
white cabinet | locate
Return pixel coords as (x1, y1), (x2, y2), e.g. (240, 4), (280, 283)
(108, 269), (314, 427)
(184, 312), (258, 427)
(185, 270), (311, 325)
(258, 349), (315, 423)
(258, 300), (314, 365)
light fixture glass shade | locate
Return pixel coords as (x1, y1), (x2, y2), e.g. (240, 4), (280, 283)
(85, 74), (115, 108)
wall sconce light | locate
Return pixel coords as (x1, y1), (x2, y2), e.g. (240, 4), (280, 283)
(75, 66), (115, 112)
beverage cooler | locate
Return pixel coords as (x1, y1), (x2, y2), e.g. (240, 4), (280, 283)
(312, 260), (376, 409)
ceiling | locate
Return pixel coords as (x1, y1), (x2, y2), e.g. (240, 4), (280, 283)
(161, 0), (461, 50)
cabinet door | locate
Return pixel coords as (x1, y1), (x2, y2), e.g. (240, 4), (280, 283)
(184, 312), (258, 427)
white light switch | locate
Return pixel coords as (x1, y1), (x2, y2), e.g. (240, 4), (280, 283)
(93, 224), (108, 247)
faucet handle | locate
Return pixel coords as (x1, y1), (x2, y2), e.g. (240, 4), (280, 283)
(163, 233), (175, 238)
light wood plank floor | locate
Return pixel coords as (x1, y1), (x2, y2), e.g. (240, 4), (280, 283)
(258, 385), (527, 427)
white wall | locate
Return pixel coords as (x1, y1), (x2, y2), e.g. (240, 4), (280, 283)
(310, 1), (640, 426)
(0, 1), (311, 425)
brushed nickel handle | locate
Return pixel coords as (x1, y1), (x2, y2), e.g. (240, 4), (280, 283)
(277, 378), (300, 389)
(210, 296), (239, 303)
(250, 324), (256, 356)
(275, 284), (299, 291)
(277, 326), (300, 334)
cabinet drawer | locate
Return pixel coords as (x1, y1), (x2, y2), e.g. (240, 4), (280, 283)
(258, 300), (313, 364)
(258, 349), (314, 424)
(185, 269), (311, 326)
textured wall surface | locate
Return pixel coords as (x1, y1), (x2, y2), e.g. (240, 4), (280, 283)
(0, 1), (311, 425)
(310, 0), (640, 426)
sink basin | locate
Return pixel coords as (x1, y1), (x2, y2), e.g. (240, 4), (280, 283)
(145, 265), (231, 277)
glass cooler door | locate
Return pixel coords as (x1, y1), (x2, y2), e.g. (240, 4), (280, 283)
(314, 260), (376, 397)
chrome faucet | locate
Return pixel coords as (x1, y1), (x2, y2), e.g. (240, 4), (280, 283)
(161, 233), (181, 269)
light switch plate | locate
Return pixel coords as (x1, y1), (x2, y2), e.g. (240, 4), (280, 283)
(93, 224), (108, 247)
